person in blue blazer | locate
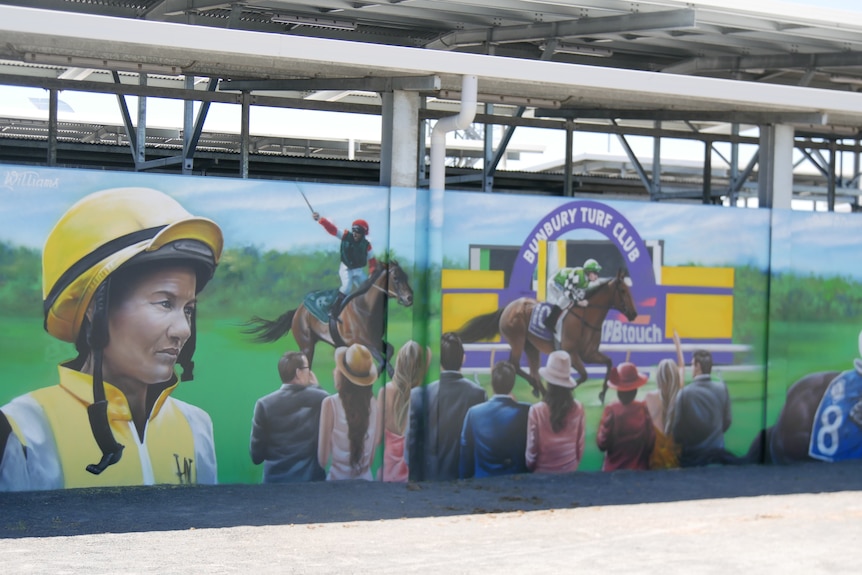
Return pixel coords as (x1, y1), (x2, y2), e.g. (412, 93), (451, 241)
(459, 361), (530, 479)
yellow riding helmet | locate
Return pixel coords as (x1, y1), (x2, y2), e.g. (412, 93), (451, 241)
(42, 187), (224, 343)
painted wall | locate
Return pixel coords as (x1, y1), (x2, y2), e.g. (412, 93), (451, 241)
(0, 165), (859, 491)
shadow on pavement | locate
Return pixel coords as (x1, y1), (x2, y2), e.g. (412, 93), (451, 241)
(2, 461), (860, 539)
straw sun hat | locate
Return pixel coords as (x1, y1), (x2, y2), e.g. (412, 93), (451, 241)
(334, 343), (379, 386)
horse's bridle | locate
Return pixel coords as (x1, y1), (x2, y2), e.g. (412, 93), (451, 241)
(371, 282), (398, 298)
(371, 266), (401, 299)
(570, 279), (631, 331)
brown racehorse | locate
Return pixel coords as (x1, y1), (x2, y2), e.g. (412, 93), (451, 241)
(458, 269), (638, 402)
(243, 260), (413, 375)
(746, 370), (846, 464)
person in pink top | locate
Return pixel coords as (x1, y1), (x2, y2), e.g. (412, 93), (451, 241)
(596, 362), (655, 472)
(377, 340), (431, 482)
(525, 351), (586, 474)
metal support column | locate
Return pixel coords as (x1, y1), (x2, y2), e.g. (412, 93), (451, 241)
(418, 96), (428, 185)
(240, 91), (250, 178)
(184, 77), (217, 172)
(564, 119), (574, 197)
(828, 140), (837, 212)
(135, 73), (147, 169)
(703, 141), (712, 204)
(652, 121), (662, 199)
(380, 91), (394, 186)
(758, 124), (794, 209)
(854, 139), (862, 211)
(483, 103), (494, 192)
(390, 90), (420, 188)
(182, 75), (194, 174)
(47, 88), (58, 166)
(729, 124), (739, 206)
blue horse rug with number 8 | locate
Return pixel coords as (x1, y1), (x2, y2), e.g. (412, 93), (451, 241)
(808, 368), (862, 462)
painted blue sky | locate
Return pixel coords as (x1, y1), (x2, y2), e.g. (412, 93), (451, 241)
(0, 165), (420, 259)
(779, 0), (860, 11)
(2, 165), (861, 281)
(770, 209), (862, 280)
(442, 191), (772, 271)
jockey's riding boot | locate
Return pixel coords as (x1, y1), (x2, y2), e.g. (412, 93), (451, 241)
(330, 292), (346, 319)
(543, 305), (562, 332)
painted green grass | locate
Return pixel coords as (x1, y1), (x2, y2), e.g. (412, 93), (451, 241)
(2, 314), (848, 481)
(765, 320), (860, 427)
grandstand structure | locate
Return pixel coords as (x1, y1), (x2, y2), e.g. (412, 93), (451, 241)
(1, 1), (862, 208)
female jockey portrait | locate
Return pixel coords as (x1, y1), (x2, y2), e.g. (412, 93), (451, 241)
(0, 187), (223, 491)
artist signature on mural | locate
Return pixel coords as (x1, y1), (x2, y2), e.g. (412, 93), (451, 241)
(2, 170), (60, 191)
(173, 454), (195, 484)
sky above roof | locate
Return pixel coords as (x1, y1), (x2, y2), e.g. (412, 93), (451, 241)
(779, 0), (859, 10)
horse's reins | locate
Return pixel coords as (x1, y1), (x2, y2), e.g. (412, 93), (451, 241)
(567, 307), (604, 333)
(370, 268), (405, 300)
(568, 280), (629, 332)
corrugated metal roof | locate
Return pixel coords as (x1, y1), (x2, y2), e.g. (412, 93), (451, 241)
(6, 0), (862, 91)
(0, 1), (861, 204)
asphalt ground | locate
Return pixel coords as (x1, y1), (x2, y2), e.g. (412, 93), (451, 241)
(1, 461), (861, 573)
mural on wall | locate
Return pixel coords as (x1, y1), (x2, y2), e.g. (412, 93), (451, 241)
(2, 164), (862, 492)
(753, 209), (862, 465)
(0, 165), (427, 490)
(434, 192), (772, 475)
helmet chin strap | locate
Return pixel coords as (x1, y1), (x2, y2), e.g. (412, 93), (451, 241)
(85, 280), (125, 475)
(177, 313), (196, 382)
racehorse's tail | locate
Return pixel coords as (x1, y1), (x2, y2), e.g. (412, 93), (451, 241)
(457, 309), (504, 342)
(242, 309), (297, 343)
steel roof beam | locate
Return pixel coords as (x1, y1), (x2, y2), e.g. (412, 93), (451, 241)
(145, 1), (233, 19)
(0, 0), (133, 17)
(425, 9), (696, 50)
(663, 51), (862, 75)
(6, 6), (862, 127)
(536, 108), (829, 125)
(0, 72), (383, 115)
(218, 75), (441, 92)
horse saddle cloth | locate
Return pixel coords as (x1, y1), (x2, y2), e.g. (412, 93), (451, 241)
(527, 302), (565, 347)
(808, 368), (862, 462)
(303, 289), (339, 324)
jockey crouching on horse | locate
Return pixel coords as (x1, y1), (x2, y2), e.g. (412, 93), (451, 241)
(544, 258), (603, 334)
(313, 212), (378, 320)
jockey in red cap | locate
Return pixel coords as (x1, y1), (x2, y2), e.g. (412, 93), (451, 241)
(313, 212), (377, 318)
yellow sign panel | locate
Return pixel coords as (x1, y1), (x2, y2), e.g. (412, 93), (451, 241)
(662, 266), (734, 288)
(666, 294), (733, 339)
(536, 240), (547, 301)
(441, 269), (505, 290)
(442, 293), (500, 338)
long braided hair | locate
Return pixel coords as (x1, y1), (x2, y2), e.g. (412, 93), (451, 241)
(336, 371), (373, 470)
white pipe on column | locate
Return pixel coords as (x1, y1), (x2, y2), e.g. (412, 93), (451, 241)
(423, 75), (478, 372)
(429, 75), (478, 191)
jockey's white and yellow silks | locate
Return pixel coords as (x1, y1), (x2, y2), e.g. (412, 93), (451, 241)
(0, 365), (216, 491)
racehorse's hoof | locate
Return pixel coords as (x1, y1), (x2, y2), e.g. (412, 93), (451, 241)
(531, 387), (540, 398)
(598, 389), (607, 404)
